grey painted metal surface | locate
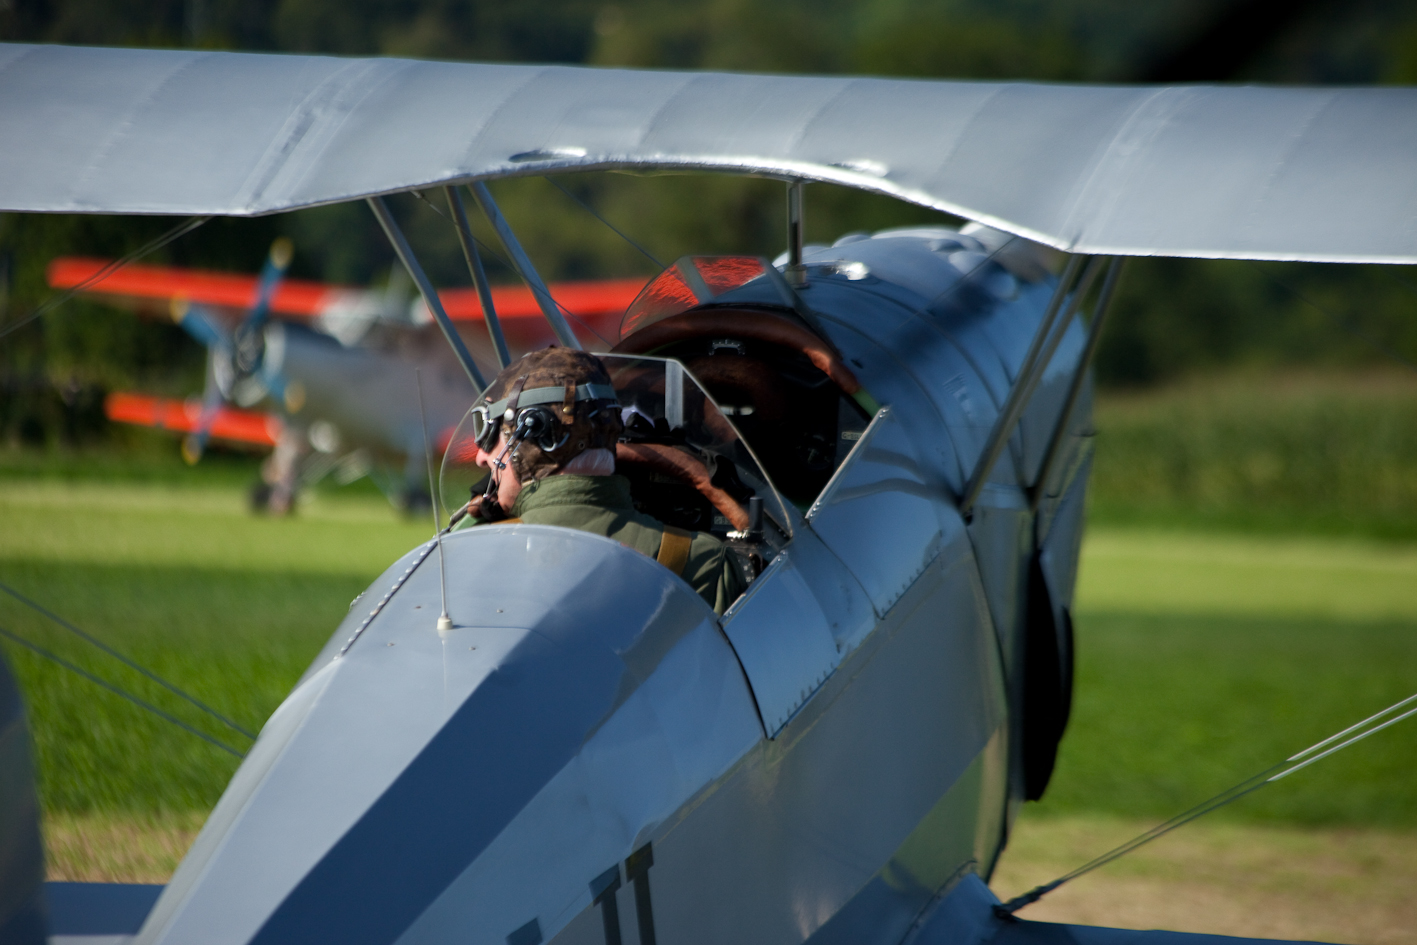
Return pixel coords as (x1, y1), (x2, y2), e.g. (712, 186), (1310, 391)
(31, 226), (1098, 944)
(2, 43), (1417, 263)
(808, 407), (957, 615)
(137, 525), (759, 945)
(719, 527), (870, 737)
(132, 513), (1010, 945)
(46, 882), (164, 937)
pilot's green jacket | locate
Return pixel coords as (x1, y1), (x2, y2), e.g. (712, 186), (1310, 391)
(462, 474), (744, 615)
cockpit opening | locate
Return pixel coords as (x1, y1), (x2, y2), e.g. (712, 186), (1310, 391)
(612, 305), (871, 511)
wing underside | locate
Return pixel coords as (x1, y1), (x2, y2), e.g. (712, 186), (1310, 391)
(1, 43), (1416, 263)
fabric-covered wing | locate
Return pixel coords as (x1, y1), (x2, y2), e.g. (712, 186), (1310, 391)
(2, 43), (1417, 263)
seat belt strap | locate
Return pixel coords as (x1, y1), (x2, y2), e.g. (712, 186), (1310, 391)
(656, 526), (693, 577)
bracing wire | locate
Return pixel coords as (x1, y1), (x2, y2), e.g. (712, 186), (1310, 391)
(996, 690), (1417, 917)
(1247, 261), (1417, 375)
(406, 189), (614, 348)
(0, 625), (246, 758)
(0, 580), (255, 740)
(0, 215), (211, 342)
(545, 176), (665, 269)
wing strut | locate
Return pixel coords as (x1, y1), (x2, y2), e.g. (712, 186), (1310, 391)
(367, 196), (487, 391)
(785, 180), (806, 286)
(468, 182), (582, 350)
(959, 255), (1103, 520)
(444, 186), (512, 369)
(1028, 258), (1124, 515)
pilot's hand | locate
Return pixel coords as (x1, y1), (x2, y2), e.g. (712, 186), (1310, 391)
(468, 494), (508, 523)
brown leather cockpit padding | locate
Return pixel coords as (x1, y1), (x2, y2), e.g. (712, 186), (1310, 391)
(615, 442), (752, 533)
(655, 526), (693, 576)
(610, 308), (862, 396)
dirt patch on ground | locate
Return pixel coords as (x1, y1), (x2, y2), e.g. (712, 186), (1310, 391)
(991, 814), (1417, 945)
(45, 811), (206, 883)
(44, 810), (1417, 944)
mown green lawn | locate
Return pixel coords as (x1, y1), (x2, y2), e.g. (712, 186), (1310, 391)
(1, 456), (1414, 829)
(1043, 528), (1417, 827)
(0, 478), (430, 812)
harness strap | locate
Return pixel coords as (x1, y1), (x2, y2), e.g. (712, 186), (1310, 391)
(656, 526), (693, 577)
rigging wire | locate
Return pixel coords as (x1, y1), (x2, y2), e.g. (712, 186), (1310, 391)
(1247, 261), (1417, 375)
(0, 580), (255, 740)
(0, 624), (246, 759)
(544, 176), (665, 269)
(406, 189), (614, 348)
(0, 215), (212, 343)
(996, 690), (1417, 917)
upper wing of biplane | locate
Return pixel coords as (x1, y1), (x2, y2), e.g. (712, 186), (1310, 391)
(1, 42), (1416, 263)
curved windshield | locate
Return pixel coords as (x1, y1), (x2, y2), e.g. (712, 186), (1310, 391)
(619, 256), (770, 339)
(440, 354), (793, 545)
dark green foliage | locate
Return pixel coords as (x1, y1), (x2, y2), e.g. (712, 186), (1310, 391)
(1097, 260), (1417, 387)
(1090, 371), (1417, 538)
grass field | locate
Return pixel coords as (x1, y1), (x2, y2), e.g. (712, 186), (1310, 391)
(3, 373), (1417, 943)
(0, 477), (429, 811)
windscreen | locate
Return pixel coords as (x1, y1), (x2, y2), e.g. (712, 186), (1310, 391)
(439, 354), (792, 540)
(619, 256), (769, 339)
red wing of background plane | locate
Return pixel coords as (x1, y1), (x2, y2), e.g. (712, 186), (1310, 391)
(51, 257), (648, 450)
(46, 257), (645, 335)
(104, 392), (281, 447)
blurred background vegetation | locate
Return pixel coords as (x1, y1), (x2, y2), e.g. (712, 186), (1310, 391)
(4, 0), (1417, 533)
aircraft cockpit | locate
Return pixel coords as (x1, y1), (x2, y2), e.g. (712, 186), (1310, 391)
(612, 256), (874, 502)
(440, 256), (875, 583)
(440, 350), (794, 580)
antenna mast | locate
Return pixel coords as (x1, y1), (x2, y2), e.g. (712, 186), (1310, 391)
(416, 369), (454, 632)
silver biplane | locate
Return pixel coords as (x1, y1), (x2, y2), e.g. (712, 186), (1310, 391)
(2, 41), (1414, 945)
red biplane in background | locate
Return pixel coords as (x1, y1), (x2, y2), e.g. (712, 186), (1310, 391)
(48, 250), (643, 512)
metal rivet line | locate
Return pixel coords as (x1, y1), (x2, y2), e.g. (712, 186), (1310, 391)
(340, 541), (437, 656)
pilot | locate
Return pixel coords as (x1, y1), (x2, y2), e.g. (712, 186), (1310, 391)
(460, 347), (744, 614)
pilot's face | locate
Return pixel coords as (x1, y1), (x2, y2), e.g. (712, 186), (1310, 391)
(474, 430), (523, 512)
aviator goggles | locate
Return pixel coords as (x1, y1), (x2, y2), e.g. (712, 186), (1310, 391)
(469, 382), (619, 451)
